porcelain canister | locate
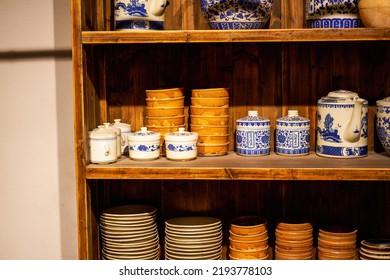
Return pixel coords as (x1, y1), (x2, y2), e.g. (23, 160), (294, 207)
(236, 110), (270, 156)
(376, 96), (390, 156)
(164, 127), (198, 161)
(128, 127), (160, 160)
(103, 122), (122, 158)
(114, 0), (169, 30)
(112, 119), (132, 155)
(89, 126), (117, 164)
(276, 110), (310, 156)
(316, 90), (368, 158)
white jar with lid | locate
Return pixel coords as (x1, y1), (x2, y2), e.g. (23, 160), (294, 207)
(236, 110), (271, 156)
(88, 125), (117, 164)
(276, 110), (310, 156)
(112, 119), (132, 155)
(128, 127), (161, 160)
(164, 127), (198, 161)
(103, 122), (121, 158)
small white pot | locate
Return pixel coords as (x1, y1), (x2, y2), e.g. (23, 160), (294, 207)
(89, 126), (117, 164)
(128, 127), (160, 160)
(103, 122), (122, 158)
(112, 119), (132, 155)
(164, 127), (198, 161)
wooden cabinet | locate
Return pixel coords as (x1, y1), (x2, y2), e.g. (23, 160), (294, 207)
(71, 0), (390, 259)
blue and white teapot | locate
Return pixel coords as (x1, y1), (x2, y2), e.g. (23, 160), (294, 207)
(316, 90), (368, 158)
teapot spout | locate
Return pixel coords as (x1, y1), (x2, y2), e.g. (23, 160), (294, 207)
(344, 98), (365, 143)
(150, 0), (169, 17)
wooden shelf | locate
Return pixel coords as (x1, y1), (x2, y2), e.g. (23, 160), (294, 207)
(86, 152), (390, 181)
(81, 28), (390, 44)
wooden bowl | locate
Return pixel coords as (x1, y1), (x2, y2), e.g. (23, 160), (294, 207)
(145, 106), (184, 117)
(359, 0), (390, 28)
(229, 246), (268, 259)
(229, 236), (268, 250)
(191, 115), (229, 125)
(230, 216), (268, 235)
(191, 88), (229, 98)
(197, 142), (229, 156)
(190, 124), (229, 135)
(146, 115), (185, 126)
(147, 125), (184, 134)
(190, 105), (229, 116)
(191, 97), (229, 107)
(146, 96), (185, 107)
(145, 88), (184, 99)
(198, 134), (229, 145)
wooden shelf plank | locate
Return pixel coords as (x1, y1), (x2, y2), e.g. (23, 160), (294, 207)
(82, 28), (390, 44)
(86, 152), (390, 181)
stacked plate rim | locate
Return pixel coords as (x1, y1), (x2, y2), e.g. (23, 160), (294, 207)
(164, 216), (223, 260)
(99, 204), (160, 260)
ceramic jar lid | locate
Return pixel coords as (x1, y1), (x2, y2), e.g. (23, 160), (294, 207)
(112, 119), (131, 133)
(128, 127), (161, 142)
(276, 110), (310, 125)
(236, 110), (270, 127)
(165, 127), (198, 142)
(90, 125), (117, 139)
(319, 90), (366, 104)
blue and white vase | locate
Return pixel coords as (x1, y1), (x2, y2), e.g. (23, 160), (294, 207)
(236, 110), (270, 156)
(164, 127), (199, 161)
(114, 0), (169, 30)
(306, 0), (363, 28)
(316, 90), (368, 158)
(376, 97), (390, 156)
(276, 110), (311, 156)
(128, 127), (160, 160)
(200, 0), (273, 30)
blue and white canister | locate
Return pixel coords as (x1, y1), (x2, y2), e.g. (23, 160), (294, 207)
(164, 127), (198, 161)
(276, 110), (310, 156)
(128, 127), (160, 160)
(236, 110), (270, 156)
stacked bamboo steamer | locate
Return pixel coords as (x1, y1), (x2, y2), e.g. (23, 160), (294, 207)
(317, 226), (357, 260)
(145, 88), (186, 154)
(228, 216), (269, 260)
(190, 88), (230, 156)
(275, 220), (314, 260)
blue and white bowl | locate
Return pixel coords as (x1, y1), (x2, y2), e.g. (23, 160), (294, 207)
(376, 97), (390, 156)
(306, 0), (363, 28)
(236, 110), (270, 156)
(276, 110), (310, 156)
(200, 0), (273, 30)
(164, 128), (198, 161)
(128, 127), (160, 160)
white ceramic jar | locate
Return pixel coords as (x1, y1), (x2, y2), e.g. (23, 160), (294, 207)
(112, 119), (132, 155)
(128, 127), (160, 160)
(235, 110), (270, 156)
(164, 127), (198, 161)
(103, 122), (122, 158)
(276, 110), (310, 156)
(89, 125), (117, 164)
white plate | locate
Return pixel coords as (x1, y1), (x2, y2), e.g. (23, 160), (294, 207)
(100, 223), (157, 233)
(165, 224), (222, 234)
(101, 232), (159, 244)
(165, 244), (221, 256)
(165, 248), (222, 260)
(101, 205), (157, 217)
(100, 217), (155, 226)
(101, 228), (158, 240)
(165, 217), (221, 228)
(165, 232), (222, 243)
(102, 244), (159, 256)
(165, 230), (221, 240)
(103, 241), (158, 252)
(102, 250), (159, 260)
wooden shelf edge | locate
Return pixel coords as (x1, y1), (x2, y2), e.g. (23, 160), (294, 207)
(85, 152), (390, 181)
(81, 28), (390, 44)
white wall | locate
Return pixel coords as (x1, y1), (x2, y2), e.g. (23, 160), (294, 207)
(0, 0), (77, 259)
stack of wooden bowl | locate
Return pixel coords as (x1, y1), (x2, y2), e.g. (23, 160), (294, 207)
(317, 226), (357, 260)
(145, 88), (186, 154)
(228, 216), (269, 260)
(359, 238), (390, 260)
(190, 88), (230, 156)
(275, 220), (314, 260)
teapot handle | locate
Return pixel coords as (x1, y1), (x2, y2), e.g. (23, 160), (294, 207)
(150, 0), (169, 17)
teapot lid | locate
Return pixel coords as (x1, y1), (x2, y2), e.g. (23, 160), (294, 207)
(128, 127), (160, 141)
(320, 90), (362, 103)
(89, 125), (116, 140)
(112, 119), (131, 132)
(236, 110), (270, 126)
(165, 127), (198, 142)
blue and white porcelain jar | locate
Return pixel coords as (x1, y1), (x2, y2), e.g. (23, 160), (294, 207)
(236, 110), (270, 156)
(200, 0), (273, 30)
(276, 110), (310, 156)
(376, 97), (390, 156)
(316, 90), (368, 158)
(114, 0), (169, 30)
(306, 0), (363, 28)
(128, 127), (160, 160)
(164, 127), (198, 161)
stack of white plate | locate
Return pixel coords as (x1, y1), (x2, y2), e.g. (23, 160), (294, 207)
(359, 239), (390, 260)
(164, 216), (223, 260)
(99, 205), (160, 260)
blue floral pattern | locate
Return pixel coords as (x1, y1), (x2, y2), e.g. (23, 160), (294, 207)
(130, 144), (160, 152)
(376, 113), (390, 154)
(167, 143), (197, 152)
